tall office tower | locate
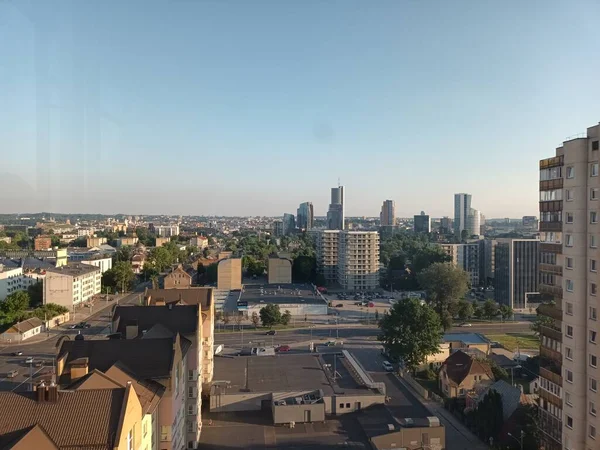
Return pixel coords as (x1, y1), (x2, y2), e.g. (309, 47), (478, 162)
(282, 213), (296, 236)
(327, 186), (345, 230)
(315, 230), (380, 290)
(537, 124), (600, 450)
(380, 200), (396, 226)
(414, 211), (431, 233)
(296, 202), (314, 231)
(478, 239), (497, 287)
(272, 220), (284, 237)
(494, 238), (539, 310)
(440, 216), (453, 234)
(454, 193), (472, 237)
(467, 208), (481, 237)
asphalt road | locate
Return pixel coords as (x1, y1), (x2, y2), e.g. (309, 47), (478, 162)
(0, 291), (142, 392)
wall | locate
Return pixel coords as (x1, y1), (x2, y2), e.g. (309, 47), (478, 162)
(80, 257), (112, 274)
(0, 267), (24, 301)
(272, 402), (325, 424)
(210, 391), (271, 412)
(43, 273), (73, 308)
(267, 258), (292, 284)
(371, 426), (445, 450)
(329, 394), (385, 414)
(115, 386), (143, 450)
(217, 258), (242, 290)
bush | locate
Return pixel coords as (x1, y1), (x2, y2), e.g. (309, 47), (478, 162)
(416, 368), (437, 381)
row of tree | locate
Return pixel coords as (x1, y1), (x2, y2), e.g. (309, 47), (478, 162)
(0, 291), (68, 328)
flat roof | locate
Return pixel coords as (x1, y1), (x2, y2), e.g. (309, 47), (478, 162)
(213, 353), (377, 395)
(443, 332), (489, 345)
(240, 283), (326, 305)
(45, 262), (100, 277)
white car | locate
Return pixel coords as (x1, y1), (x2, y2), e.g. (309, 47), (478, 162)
(382, 361), (394, 372)
(25, 357), (34, 364)
(458, 323), (473, 327)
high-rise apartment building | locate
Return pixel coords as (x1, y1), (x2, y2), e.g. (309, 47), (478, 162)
(315, 230), (379, 291)
(454, 193), (472, 237)
(494, 238), (539, 309)
(457, 242), (480, 287)
(327, 186), (345, 230)
(440, 216), (453, 234)
(537, 123), (600, 450)
(282, 213), (296, 235)
(414, 211), (431, 233)
(380, 200), (395, 227)
(478, 239), (497, 287)
(467, 208), (481, 237)
(272, 220), (283, 237)
(297, 202), (314, 231)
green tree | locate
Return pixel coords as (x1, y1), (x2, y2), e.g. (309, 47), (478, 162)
(281, 310), (292, 326)
(27, 281), (44, 307)
(530, 312), (554, 336)
(141, 263), (159, 281)
(473, 389), (504, 442)
(292, 255), (316, 282)
(499, 304), (514, 321)
(378, 298), (443, 372)
(251, 312), (260, 328)
(456, 299), (474, 322)
(115, 246), (133, 263)
(418, 263), (469, 330)
(135, 227), (155, 246)
(482, 300), (499, 320)
(259, 304), (282, 328)
(113, 261), (135, 292)
(2, 291), (30, 315)
(149, 246), (174, 272)
(70, 236), (88, 247)
(473, 304), (484, 320)
(205, 263), (218, 283)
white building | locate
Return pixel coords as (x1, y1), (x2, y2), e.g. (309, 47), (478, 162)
(80, 256), (112, 274)
(153, 224), (180, 237)
(0, 265), (24, 301)
(189, 236), (208, 249)
(43, 263), (101, 309)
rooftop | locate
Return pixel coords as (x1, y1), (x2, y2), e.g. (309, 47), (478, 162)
(240, 283), (326, 305)
(112, 304), (200, 337)
(443, 332), (489, 345)
(357, 404), (441, 439)
(46, 262), (100, 277)
(442, 350), (494, 385)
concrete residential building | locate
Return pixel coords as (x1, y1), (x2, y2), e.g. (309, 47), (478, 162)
(43, 263), (101, 309)
(115, 236), (139, 247)
(478, 239), (497, 287)
(457, 242), (480, 287)
(156, 236), (171, 247)
(454, 193), (472, 238)
(327, 186), (345, 230)
(440, 244), (459, 266)
(467, 208), (481, 237)
(217, 257), (242, 290)
(297, 202), (314, 231)
(537, 124), (600, 450)
(267, 257), (292, 284)
(80, 255), (112, 274)
(414, 211), (431, 233)
(0, 264), (24, 301)
(337, 231), (380, 291)
(189, 236), (208, 249)
(314, 230), (340, 284)
(494, 238), (539, 309)
(151, 224), (180, 237)
(282, 213), (296, 236)
(440, 216), (453, 235)
(86, 236), (107, 247)
(380, 200), (395, 227)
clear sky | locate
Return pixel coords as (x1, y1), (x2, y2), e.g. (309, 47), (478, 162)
(1, 0), (599, 218)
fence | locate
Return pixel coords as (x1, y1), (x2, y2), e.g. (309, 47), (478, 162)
(397, 369), (443, 404)
(46, 312), (70, 329)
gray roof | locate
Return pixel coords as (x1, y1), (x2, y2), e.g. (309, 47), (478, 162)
(46, 263), (99, 277)
(112, 305), (199, 338)
(240, 283), (326, 305)
(357, 404), (441, 438)
(476, 379), (522, 420)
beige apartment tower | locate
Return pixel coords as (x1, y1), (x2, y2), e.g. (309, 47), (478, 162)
(217, 257), (242, 290)
(538, 122), (600, 450)
(267, 257), (292, 284)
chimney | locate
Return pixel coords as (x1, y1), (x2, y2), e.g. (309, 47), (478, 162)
(35, 382), (46, 403)
(125, 320), (139, 339)
(70, 357), (89, 381)
(46, 383), (58, 402)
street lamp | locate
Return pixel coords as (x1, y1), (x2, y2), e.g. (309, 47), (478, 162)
(507, 430), (524, 450)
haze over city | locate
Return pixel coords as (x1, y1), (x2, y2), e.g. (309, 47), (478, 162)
(1, 0), (600, 217)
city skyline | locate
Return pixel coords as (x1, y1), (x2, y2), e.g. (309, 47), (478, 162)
(2, 2), (600, 216)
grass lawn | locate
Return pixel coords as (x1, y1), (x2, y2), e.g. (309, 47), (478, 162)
(485, 333), (539, 351)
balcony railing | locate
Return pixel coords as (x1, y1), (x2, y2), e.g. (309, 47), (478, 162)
(538, 284), (563, 299)
(541, 325), (562, 342)
(540, 155), (564, 169)
(540, 242), (562, 253)
(539, 263), (563, 276)
(540, 366), (563, 387)
(539, 221), (563, 232)
(541, 346), (562, 365)
(537, 302), (563, 320)
(540, 178), (563, 191)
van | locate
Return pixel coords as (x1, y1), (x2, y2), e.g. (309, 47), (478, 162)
(7, 370), (18, 378)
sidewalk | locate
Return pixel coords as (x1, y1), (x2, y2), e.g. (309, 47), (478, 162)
(393, 373), (489, 450)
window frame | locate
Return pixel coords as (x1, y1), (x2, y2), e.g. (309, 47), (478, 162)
(567, 166), (575, 179)
(592, 162), (599, 177)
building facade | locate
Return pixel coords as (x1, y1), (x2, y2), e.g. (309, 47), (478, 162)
(34, 236), (52, 251)
(457, 242), (480, 287)
(297, 202), (314, 231)
(414, 211), (431, 233)
(327, 186), (345, 230)
(43, 263), (101, 309)
(0, 265), (23, 301)
(538, 123), (600, 450)
(80, 256), (112, 274)
(314, 230), (340, 285)
(494, 238), (539, 310)
(272, 220), (284, 237)
(478, 239), (497, 287)
(380, 200), (395, 227)
(282, 213), (296, 236)
(454, 193), (472, 237)
(467, 208), (481, 237)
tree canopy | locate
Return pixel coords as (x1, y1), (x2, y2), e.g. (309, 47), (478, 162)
(378, 298), (443, 372)
(259, 303), (282, 328)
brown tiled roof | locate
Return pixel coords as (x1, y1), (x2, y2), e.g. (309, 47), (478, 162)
(6, 317), (44, 334)
(0, 424), (59, 450)
(442, 350), (493, 385)
(113, 304), (199, 337)
(144, 288), (212, 308)
(0, 389), (125, 450)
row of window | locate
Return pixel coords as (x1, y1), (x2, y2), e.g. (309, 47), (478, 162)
(565, 324), (598, 343)
(565, 211), (600, 223)
(564, 279), (597, 295)
(564, 346), (597, 367)
(565, 414), (596, 441)
(562, 160), (600, 180)
(564, 233), (600, 248)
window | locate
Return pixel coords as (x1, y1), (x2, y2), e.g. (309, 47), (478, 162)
(566, 369), (573, 383)
(188, 370), (195, 381)
(592, 259), (597, 272)
(187, 421), (194, 433)
(127, 429), (134, 450)
(566, 279), (574, 292)
(567, 415), (574, 429)
(566, 302), (573, 315)
(187, 404), (195, 415)
(566, 347), (573, 360)
(160, 426), (170, 442)
(592, 163), (599, 177)
(566, 234), (574, 247)
(591, 330), (598, 343)
(591, 401), (597, 416)
(346, 403), (351, 408)
(591, 377), (598, 392)
(591, 307), (598, 320)
(188, 386), (194, 398)
(592, 235), (598, 248)
(566, 212), (574, 224)
(566, 325), (574, 338)
(592, 188), (599, 200)
(565, 392), (572, 406)
(592, 212), (598, 224)
(567, 166), (575, 178)
(339, 403), (344, 409)
(566, 189), (574, 201)
(594, 141), (600, 151)
(591, 354), (598, 368)
(593, 283), (598, 296)
(591, 425), (597, 439)
(566, 257), (574, 269)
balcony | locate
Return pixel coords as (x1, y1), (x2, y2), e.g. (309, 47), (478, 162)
(541, 325), (562, 342)
(539, 200), (563, 213)
(537, 302), (562, 320)
(538, 284), (563, 299)
(540, 155), (564, 169)
(539, 263), (563, 276)
(541, 346), (562, 365)
(540, 366), (563, 387)
(539, 221), (563, 232)
(540, 242), (562, 253)
(540, 178), (563, 191)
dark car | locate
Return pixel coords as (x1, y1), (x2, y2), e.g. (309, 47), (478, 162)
(335, 303), (343, 308)
(11, 351), (23, 356)
(266, 330), (276, 336)
(84, 323), (92, 329)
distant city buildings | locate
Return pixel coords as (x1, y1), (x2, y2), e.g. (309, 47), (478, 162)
(149, 223), (180, 237)
(327, 186), (345, 230)
(454, 193), (472, 237)
(296, 202), (314, 231)
(189, 236), (208, 249)
(380, 200), (395, 227)
(413, 211), (431, 233)
(272, 220), (284, 237)
(494, 238), (539, 309)
(282, 213), (296, 236)
(521, 215), (538, 230)
(439, 216), (453, 234)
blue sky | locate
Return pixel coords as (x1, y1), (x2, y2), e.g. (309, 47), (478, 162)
(1, 0), (599, 217)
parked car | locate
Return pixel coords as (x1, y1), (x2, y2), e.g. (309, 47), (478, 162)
(458, 322), (472, 327)
(11, 351), (23, 356)
(335, 303), (343, 308)
(277, 345), (291, 352)
(368, 302), (375, 307)
(68, 324), (77, 329)
(25, 357), (34, 364)
(382, 361), (394, 372)
(266, 330), (276, 336)
(6, 370), (18, 378)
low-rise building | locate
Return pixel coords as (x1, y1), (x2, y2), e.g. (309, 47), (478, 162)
(443, 332), (491, 355)
(86, 236), (107, 247)
(80, 256), (112, 274)
(34, 236), (52, 251)
(115, 236), (139, 247)
(155, 237), (171, 247)
(164, 264), (193, 289)
(189, 236), (208, 249)
(43, 263), (101, 309)
(237, 283), (328, 317)
(439, 350), (494, 398)
(0, 317), (45, 342)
